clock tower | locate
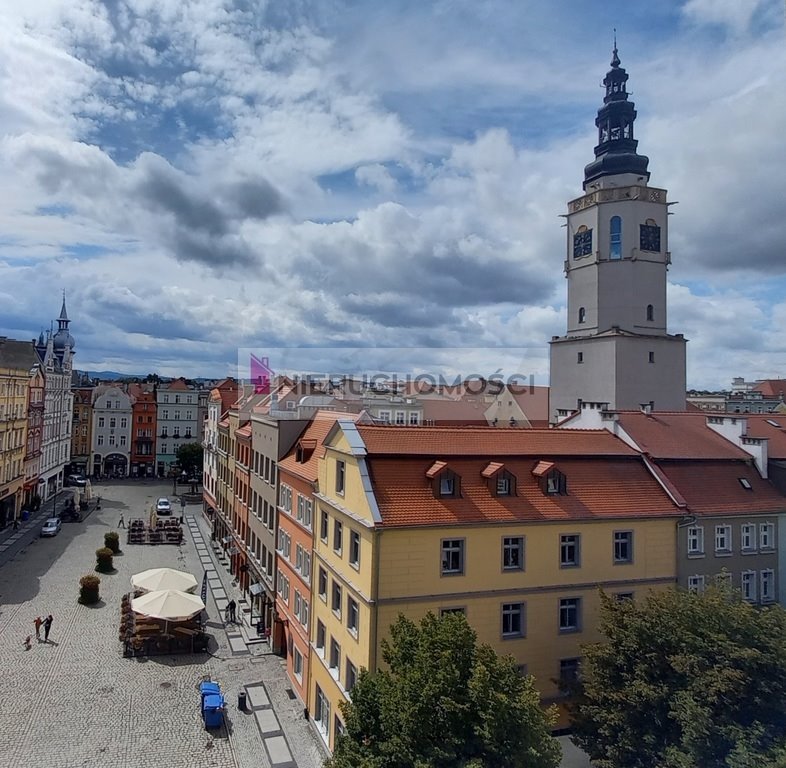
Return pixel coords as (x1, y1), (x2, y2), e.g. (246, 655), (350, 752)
(549, 46), (687, 421)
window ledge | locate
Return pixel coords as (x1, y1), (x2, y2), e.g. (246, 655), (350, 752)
(559, 627), (581, 635)
(687, 552), (705, 559)
(741, 549), (759, 555)
(440, 571), (464, 577)
(715, 551), (733, 558)
(613, 560), (633, 565)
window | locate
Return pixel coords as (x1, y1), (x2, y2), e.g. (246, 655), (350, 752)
(120, 435), (127, 447)
(120, 417), (128, 429)
(333, 519), (343, 554)
(336, 459), (345, 495)
(687, 574), (705, 593)
(739, 478), (753, 490)
(496, 473), (513, 496)
(615, 592), (634, 602)
(318, 567), (328, 601)
(378, 410), (391, 423)
(97, 435), (104, 446)
(646, 304), (654, 322)
(741, 523), (756, 552)
(578, 307), (586, 324)
(609, 215), (622, 260)
(301, 600), (309, 628)
(502, 536), (524, 571)
(109, 417), (116, 428)
(304, 499), (313, 529)
(395, 411), (405, 425)
(760, 522), (775, 550)
(329, 638), (341, 674)
(303, 552), (311, 580)
(741, 570), (756, 602)
(502, 602), (525, 638)
(347, 597), (359, 635)
(573, 226), (592, 258)
(161, 443), (167, 454)
(332, 581), (342, 617)
(761, 569), (775, 603)
(577, 352), (584, 364)
(293, 648), (303, 680)
(98, 417), (105, 428)
(715, 525), (732, 554)
(613, 531), (633, 563)
(439, 472), (457, 497)
(440, 607), (466, 617)
(316, 620), (326, 653)
(441, 539), (464, 575)
(294, 590), (301, 618)
(315, 685), (330, 738)
(559, 597), (581, 632)
(648, 351), (655, 364)
(346, 660), (358, 693)
(349, 530), (360, 567)
(296, 544), (303, 573)
(408, 412), (420, 425)
(559, 658), (580, 687)
(560, 534), (580, 567)
(320, 510), (329, 542)
(545, 469), (567, 495)
(687, 526), (704, 555)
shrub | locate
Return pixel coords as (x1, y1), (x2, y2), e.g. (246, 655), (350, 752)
(104, 531), (121, 554)
(79, 574), (100, 604)
(95, 547), (114, 573)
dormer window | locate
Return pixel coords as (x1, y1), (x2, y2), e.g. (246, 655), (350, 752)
(532, 460), (567, 495)
(482, 462), (516, 497)
(296, 439), (316, 463)
(427, 461), (460, 498)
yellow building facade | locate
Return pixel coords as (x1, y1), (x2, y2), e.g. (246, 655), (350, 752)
(306, 422), (680, 749)
(0, 339), (37, 528)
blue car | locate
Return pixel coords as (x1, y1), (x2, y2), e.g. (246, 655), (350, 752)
(40, 518), (62, 537)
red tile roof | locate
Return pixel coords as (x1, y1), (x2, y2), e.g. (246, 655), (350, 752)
(236, 424), (252, 438)
(744, 415), (786, 460)
(615, 412), (749, 460)
(752, 379), (786, 398)
(368, 457), (679, 528)
(656, 460), (786, 515)
(279, 411), (358, 483)
(357, 425), (636, 457)
(166, 377), (190, 391)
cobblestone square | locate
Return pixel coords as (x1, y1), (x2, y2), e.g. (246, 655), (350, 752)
(0, 481), (326, 768)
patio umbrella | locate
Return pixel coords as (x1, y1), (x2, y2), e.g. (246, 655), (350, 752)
(131, 568), (198, 594)
(131, 589), (205, 621)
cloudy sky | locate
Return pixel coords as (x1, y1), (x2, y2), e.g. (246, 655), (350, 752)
(0, 0), (783, 388)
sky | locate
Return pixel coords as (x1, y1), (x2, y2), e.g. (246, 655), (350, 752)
(0, 0), (783, 389)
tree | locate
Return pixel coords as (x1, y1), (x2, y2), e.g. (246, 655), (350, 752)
(325, 612), (561, 768)
(571, 586), (786, 768)
(176, 442), (203, 486)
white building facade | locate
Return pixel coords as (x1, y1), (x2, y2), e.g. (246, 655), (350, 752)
(91, 386), (133, 478)
(34, 300), (75, 498)
(156, 378), (200, 477)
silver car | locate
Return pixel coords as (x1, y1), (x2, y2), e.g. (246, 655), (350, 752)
(156, 497), (172, 515)
(40, 518), (62, 537)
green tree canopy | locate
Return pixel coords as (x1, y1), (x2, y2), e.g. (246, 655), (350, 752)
(326, 612), (561, 768)
(571, 587), (786, 768)
(175, 442), (203, 477)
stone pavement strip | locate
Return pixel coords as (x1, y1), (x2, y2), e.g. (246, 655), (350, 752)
(0, 481), (325, 768)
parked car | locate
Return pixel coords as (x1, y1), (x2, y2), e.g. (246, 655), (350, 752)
(156, 497), (172, 515)
(40, 518), (62, 537)
(66, 474), (87, 487)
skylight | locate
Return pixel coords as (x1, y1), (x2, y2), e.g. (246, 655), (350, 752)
(766, 419), (780, 427)
(739, 478), (753, 490)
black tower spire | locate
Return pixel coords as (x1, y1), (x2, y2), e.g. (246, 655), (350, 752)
(583, 42), (650, 187)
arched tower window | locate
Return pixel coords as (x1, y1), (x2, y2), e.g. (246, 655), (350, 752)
(646, 304), (654, 322)
(609, 216), (622, 260)
(578, 307), (586, 324)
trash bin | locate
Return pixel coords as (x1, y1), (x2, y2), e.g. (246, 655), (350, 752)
(21, 510), (30, 521)
(238, 690), (247, 711)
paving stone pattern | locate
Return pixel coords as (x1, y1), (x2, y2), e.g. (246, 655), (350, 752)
(0, 481), (326, 768)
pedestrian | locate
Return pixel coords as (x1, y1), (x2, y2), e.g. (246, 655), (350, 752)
(118, 514), (125, 528)
(34, 616), (42, 640)
(24, 635), (32, 651)
(43, 614), (53, 642)
(13, 517), (19, 531)
(227, 599), (236, 623)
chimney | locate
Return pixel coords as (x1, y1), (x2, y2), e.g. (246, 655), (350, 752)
(640, 401), (654, 416)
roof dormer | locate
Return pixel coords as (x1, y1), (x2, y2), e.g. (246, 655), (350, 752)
(532, 460), (567, 496)
(481, 461), (516, 497)
(427, 460), (461, 498)
(295, 438), (317, 463)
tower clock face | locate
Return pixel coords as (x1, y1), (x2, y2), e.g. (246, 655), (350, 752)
(573, 229), (593, 258)
(639, 224), (661, 252)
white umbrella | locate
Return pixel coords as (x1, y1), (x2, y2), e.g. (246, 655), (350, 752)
(131, 589), (205, 621)
(131, 568), (198, 594)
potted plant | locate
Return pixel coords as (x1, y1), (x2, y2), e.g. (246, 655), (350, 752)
(79, 574), (101, 604)
(95, 547), (114, 573)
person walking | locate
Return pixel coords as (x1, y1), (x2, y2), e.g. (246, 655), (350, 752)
(118, 514), (125, 529)
(34, 616), (43, 640)
(43, 614), (53, 642)
(226, 599), (236, 624)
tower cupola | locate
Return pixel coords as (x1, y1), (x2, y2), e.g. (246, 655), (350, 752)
(583, 42), (650, 187)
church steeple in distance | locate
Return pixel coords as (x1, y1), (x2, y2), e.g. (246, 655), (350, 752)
(583, 38), (650, 188)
